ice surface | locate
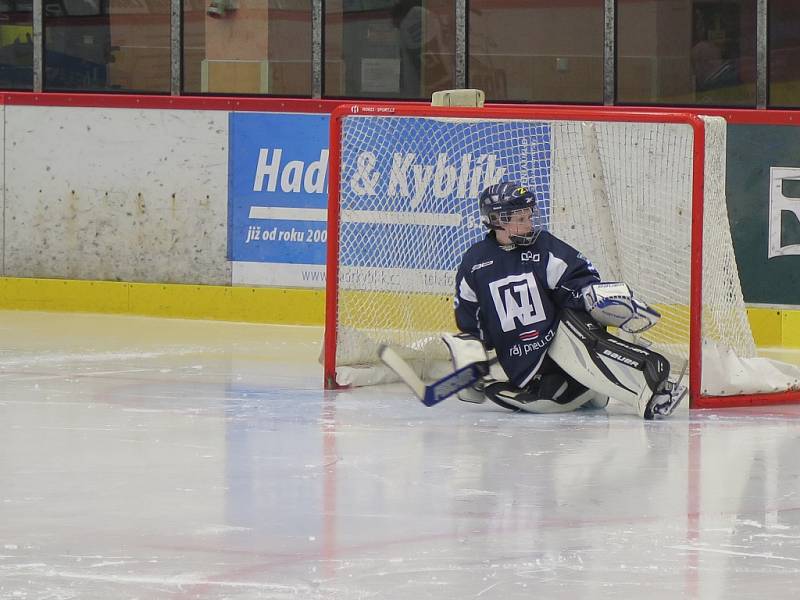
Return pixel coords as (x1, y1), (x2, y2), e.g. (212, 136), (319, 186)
(1, 311), (800, 599)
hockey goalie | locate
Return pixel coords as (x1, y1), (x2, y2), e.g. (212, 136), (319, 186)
(443, 181), (686, 419)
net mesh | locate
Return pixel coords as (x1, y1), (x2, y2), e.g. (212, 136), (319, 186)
(330, 113), (756, 390)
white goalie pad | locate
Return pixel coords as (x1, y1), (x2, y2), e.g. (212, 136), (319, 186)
(441, 333), (488, 403)
(441, 333), (507, 403)
(442, 333), (487, 368)
(582, 282), (661, 333)
(547, 309), (683, 419)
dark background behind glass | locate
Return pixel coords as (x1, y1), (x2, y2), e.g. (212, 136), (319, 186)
(469, 0), (604, 103)
(617, 0), (756, 106)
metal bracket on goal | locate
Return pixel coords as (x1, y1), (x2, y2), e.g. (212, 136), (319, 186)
(431, 89), (485, 108)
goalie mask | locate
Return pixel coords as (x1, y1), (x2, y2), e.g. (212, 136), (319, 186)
(479, 182), (544, 246)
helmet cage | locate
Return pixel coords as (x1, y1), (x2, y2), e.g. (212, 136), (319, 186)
(489, 206), (542, 246)
(479, 183), (544, 246)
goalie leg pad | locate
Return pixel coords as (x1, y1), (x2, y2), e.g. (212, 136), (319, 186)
(484, 380), (596, 414)
(442, 333), (493, 404)
(483, 362), (606, 414)
(548, 309), (680, 419)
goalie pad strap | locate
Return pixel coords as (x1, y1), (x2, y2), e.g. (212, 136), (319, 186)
(483, 363), (607, 413)
(484, 380), (598, 414)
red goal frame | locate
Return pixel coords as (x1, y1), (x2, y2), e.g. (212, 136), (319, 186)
(323, 103), (800, 410)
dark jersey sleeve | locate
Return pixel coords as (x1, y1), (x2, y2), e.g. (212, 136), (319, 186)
(454, 256), (485, 343)
(542, 234), (601, 309)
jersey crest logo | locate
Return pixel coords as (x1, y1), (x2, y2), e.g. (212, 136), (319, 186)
(520, 251), (540, 262)
(489, 273), (547, 332)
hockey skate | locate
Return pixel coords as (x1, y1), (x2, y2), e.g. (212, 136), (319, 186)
(642, 378), (688, 420)
(457, 374), (493, 404)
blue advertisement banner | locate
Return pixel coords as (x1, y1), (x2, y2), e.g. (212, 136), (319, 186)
(229, 112), (329, 270)
(229, 113), (552, 290)
(338, 117), (552, 275)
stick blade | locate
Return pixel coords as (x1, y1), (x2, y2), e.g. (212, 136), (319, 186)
(379, 344), (488, 408)
(422, 362), (487, 406)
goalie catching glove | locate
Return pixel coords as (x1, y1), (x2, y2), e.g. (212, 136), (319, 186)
(582, 282), (661, 334)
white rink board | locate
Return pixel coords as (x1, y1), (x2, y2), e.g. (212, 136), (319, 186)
(3, 106), (229, 284)
(232, 262), (455, 291)
(233, 261), (327, 288)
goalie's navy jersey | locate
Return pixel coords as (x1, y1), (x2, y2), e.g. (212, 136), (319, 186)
(454, 231), (601, 388)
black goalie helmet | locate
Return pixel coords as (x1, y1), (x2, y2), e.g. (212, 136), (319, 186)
(478, 182), (543, 246)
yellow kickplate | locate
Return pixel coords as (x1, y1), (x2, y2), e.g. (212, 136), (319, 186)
(0, 277), (325, 326)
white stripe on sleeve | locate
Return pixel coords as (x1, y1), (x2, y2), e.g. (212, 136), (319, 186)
(458, 277), (478, 303)
(546, 252), (568, 290)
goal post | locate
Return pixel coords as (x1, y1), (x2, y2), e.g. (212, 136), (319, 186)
(323, 103), (800, 409)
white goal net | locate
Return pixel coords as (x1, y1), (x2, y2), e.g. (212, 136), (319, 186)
(324, 106), (800, 407)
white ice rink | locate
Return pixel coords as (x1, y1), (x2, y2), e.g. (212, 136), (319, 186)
(2, 310), (800, 599)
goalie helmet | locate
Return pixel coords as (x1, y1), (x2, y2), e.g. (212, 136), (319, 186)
(478, 182), (543, 246)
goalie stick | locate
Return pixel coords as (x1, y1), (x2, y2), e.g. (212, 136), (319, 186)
(378, 345), (491, 407)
